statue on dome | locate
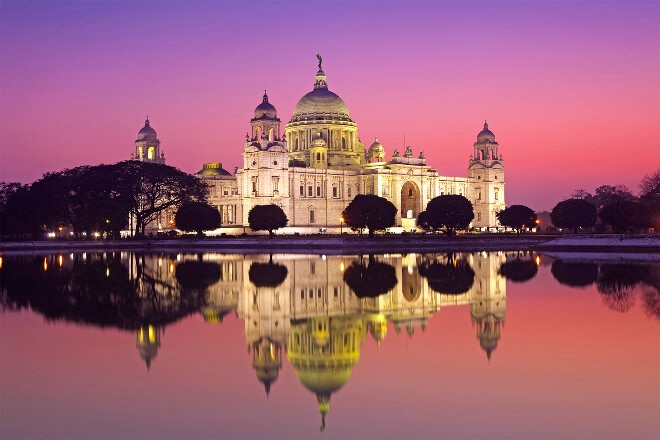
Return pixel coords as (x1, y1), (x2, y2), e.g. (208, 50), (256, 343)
(393, 149), (400, 158)
(419, 151), (425, 159)
(404, 146), (413, 157)
(316, 53), (323, 70)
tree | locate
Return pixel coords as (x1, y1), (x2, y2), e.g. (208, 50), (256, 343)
(598, 200), (646, 233)
(420, 194), (474, 234)
(114, 161), (208, 236)
(592, 184), (634, 208)
(248, 204), (288, 237)
(550, 199), (597, 233)
(639, 169), (660, 199)
(496, 205), (538, 233)
(342, 194), (397, 237)
(175, 201), (221, 236)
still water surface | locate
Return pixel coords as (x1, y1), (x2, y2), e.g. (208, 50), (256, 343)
(1, 251), (658, 439)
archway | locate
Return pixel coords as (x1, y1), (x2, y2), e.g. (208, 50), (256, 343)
(400, 181), (421, 220)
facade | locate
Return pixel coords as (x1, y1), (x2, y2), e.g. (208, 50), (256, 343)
(197, 59), (505, 233)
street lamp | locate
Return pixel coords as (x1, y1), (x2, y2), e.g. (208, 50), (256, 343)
(339, 216), (344, 235)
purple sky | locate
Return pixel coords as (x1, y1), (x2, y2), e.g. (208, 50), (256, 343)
(1, 0), (658, 210)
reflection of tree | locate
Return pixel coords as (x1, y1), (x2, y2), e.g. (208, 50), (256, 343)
(498, 258), (538, 283)
(343, 256), (397, 298)
(1, 254), (205, 330)
(418, 255), (474, 294)
(249, 261), (288, 287)
(551, 260), (598, 287)
(597, 264), (649, 313)
(641, 287), (660, 320)
(176, 261), (221, 291)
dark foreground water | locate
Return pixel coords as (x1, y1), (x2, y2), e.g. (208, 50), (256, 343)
(1, 251), (658, 440)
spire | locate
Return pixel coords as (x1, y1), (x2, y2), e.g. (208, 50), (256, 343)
(145, 116), (150, 127)
(263, 90), (268, 103)
(484, 120), (488, 131)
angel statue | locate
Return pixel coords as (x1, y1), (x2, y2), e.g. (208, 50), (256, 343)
(316, 53), (323, 70)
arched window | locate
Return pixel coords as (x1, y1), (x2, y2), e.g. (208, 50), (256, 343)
(342, 137), (346, 149)
(268, 127), (274, 141)
(148, 147), (155, 160)
(295, 139), (299, 151)
(408, 188), (413, 197)
(317, 153), (321, 161)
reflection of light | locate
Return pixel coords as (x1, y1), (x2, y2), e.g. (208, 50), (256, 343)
(269, 343), (275, 360)
(148, 325), (155, 343)
(176, 254), (182, 262)
(43, 258), (48, 271)
(321, 255), (327, 261)
(169, 263), (175, 273)
(0, 256), (3, 269)
(70, 253), (74, 260)
(339, 261), (345, 272)
(82, 253), (87, 261)
(58, 255), (63, 267)
(535, 255), (541, 266)
(106, 267), (110, 277)
(408, 265), (413, 275)
(158, 258), (162, 267)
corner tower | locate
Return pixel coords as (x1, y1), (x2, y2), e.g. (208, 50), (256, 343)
(134, 118), (165, 164)
(468, 121), (505, 229)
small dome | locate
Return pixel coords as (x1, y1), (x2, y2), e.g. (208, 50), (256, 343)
(137, 118), (157, 141)
(196, 162), (232, 176)
(477, 120), (496, 142)
(368, 137), (384, 153)
(254, 91), (277, 119)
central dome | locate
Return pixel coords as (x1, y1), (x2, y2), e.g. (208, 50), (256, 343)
(289, 68), (352, 123)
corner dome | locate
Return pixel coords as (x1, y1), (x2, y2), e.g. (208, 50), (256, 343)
(477, 121), (496, 143)
(368, 138), (384, 153)
(137, 118), (157, 141)
(254, 91), (277, 119)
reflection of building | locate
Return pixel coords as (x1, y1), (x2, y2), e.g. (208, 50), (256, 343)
(192, 58), (505, 234)
(196, 251), (508, 428)
(137, 325), (161, 371)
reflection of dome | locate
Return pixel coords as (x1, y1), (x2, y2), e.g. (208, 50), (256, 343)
(290, 69), (353, 123)
(477, 120), (495, 142)
(367, 313), (388, 345)
(137, 118), (157, 141)
(288, 316), (365, 431)
(254, 92), (277, 119)
(137, 325), (161, 371)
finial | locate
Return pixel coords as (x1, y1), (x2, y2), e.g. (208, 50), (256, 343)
(484, 120), (488, 130)
(145, 116), (150, 126)
(263, 89), (268, 102)
(316, 53), (323, 70)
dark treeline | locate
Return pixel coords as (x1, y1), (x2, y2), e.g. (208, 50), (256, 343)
(0, 161), (207, 239)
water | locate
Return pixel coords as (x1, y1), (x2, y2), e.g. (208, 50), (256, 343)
(1, 251), (658, 440)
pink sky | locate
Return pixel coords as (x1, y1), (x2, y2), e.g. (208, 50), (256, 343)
(1, 0), (658, 211)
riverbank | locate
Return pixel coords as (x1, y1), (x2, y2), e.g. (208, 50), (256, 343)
(0, 234), (657, 255)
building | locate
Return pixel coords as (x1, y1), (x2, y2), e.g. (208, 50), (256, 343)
(135, 58), (506, 234)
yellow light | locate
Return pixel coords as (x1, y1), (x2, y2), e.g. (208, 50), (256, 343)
(0, 256), (3, 269)
(58, 255), (63, 267)
(169, 263), (175, 273)
(535, 255), (541, 266)
(43, 258), (48, 271)
(339, 261), (345, 272)
(269, 343), (275, 360)
(148, 325), (156, 343)
(106, 267), (110, 277)
(339, 216), (344, 223)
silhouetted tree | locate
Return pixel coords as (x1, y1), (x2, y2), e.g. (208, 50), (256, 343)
(496, 205), (537, 233)
(551, 260), (598, 287)
(248, 204), (288, 237)
(418, 255), (475, 294)
(550, 199), (597, 233)
(343, 255), (398, 297)
(592, 184), (634, 208)
(641, 287), (660, 320)
(599, 200), (647, 233)
(498, 257), (538, 283)
(114, 161), (208, 236)
(175, 201), (221, 236)
(342, 194), (397, 237)
(421, 195), (474, 234)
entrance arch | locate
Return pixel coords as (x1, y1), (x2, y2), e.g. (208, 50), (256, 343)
(400, 181), (421, 220)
